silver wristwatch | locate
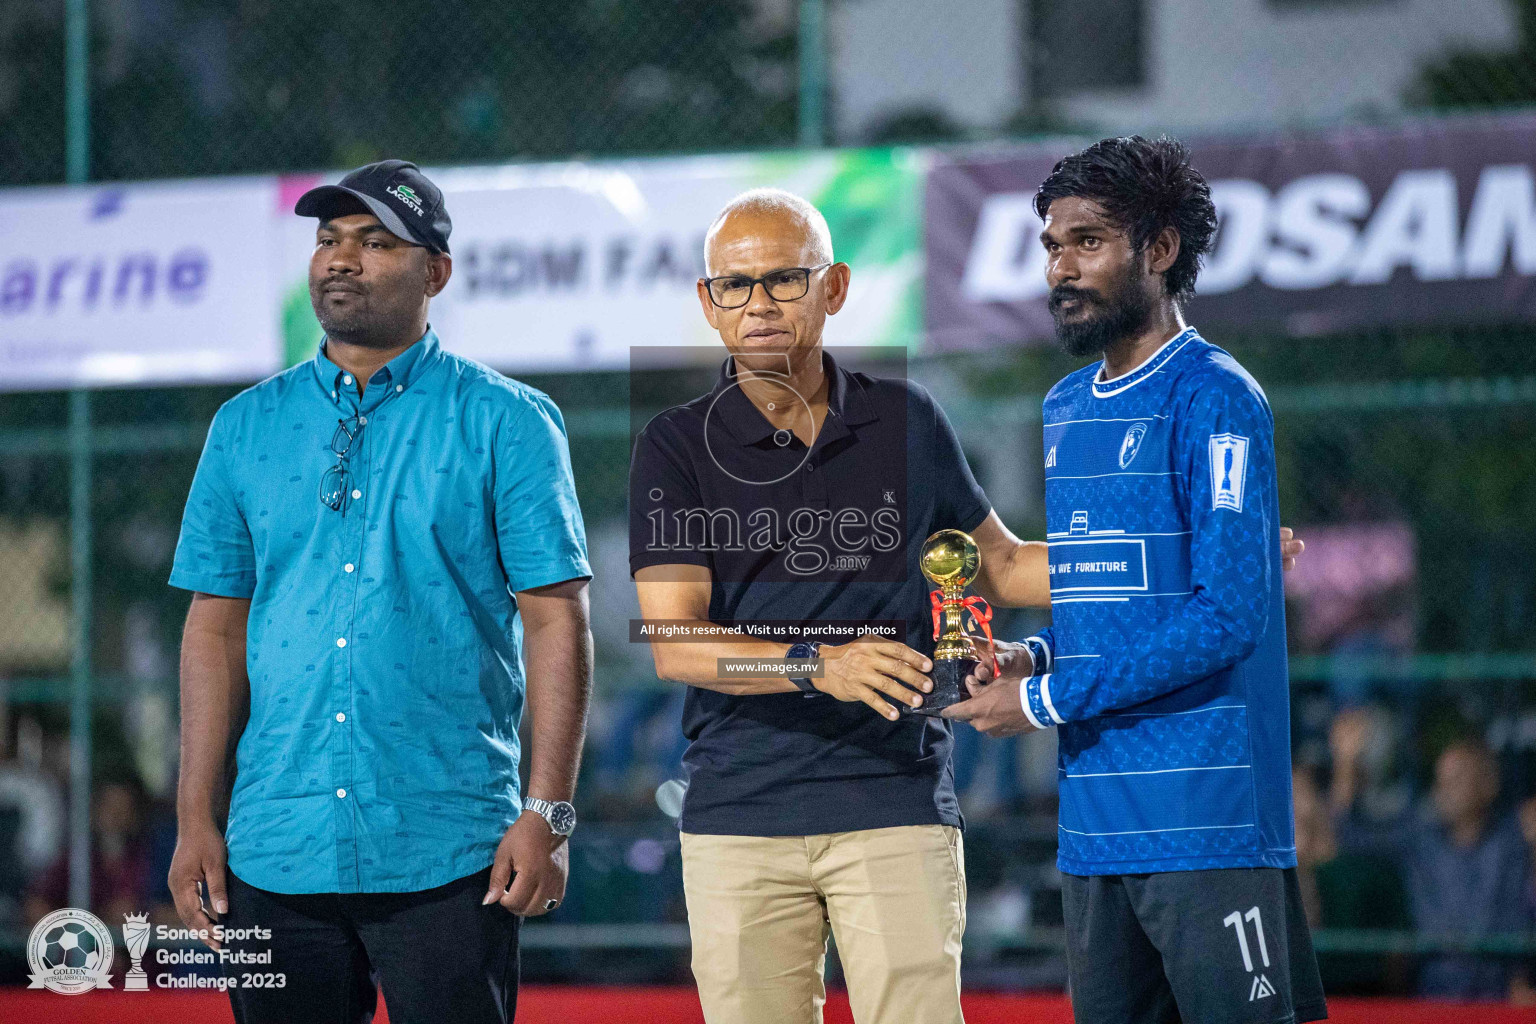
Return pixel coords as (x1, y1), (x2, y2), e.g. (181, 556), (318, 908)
(523, 797), (577, 837)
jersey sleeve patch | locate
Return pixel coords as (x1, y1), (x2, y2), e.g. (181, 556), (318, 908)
(1208, 433), (1250, 512)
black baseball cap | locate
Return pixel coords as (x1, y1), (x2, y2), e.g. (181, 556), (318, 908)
(295, 159), (452, 254)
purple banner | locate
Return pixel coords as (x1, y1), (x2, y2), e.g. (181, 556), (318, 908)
(925, 113), (1536, 349)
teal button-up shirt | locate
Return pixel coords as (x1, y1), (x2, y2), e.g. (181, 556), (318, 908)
(170, 328), (591, 894)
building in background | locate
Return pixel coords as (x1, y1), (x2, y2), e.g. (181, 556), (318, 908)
(832, 0), (1519, 140)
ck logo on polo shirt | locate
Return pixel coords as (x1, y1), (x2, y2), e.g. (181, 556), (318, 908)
(387, 184), (425, 216)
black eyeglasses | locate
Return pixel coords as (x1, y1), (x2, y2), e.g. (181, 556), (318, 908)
(702, 264), (831, 309)
(320, 415), (363, 512)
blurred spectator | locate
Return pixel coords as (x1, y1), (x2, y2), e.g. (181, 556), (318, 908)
(1330, 710), (1536, 1000)
(1291, 765), (1336, 928)
(1283, 519), (1416, 706)
(0, 717), (65, 927)
(1293, 763), (1412, 994)
(1519, 795), (1536, 863)
(22, 773), (167, 927)
(1517, 796), (1536, 1005)
(953, 724), (1020, 813)
(594, 687), (688, 802)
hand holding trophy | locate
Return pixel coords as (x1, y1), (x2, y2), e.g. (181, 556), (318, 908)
(910, 529), (998, 716)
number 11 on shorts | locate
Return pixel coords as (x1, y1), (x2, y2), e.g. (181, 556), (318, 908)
(1223, 906), (1271, 973)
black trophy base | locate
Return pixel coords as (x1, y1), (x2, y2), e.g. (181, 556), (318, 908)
(906, 657), (975, 717)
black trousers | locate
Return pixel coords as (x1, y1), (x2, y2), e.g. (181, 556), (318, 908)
(221, 864), (519, 1024)
(1062, 867), (1327, 1024)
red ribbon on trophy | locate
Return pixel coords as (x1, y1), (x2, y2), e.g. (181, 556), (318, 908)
(929, 589), (999, 678)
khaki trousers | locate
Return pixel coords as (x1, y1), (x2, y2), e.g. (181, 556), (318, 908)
(680, 824), (966, 1024)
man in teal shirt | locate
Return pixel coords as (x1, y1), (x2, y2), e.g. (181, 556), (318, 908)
(167, 160), (593, 1024)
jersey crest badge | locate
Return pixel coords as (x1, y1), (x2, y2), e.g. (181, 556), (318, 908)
(1118, 422), (1148, 468)
(1209, 433), (1250, 512)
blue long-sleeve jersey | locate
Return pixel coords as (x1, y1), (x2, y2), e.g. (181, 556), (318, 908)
(1022, 327), (1297, 875)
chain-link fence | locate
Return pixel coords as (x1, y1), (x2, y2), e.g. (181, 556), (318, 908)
(4, 326), (1535, 987)
(4, 0), (1536, 998)
(8, 0), (1536, 185)
(1, 0), (807, 185)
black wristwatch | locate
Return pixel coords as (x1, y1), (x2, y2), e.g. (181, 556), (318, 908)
(786, 641), (822, 693)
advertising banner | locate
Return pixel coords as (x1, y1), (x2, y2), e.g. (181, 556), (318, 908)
(277, 149), (925, 373)
(9, 112), (1536, 390)
(926, 113), (1536, 349)
(0, 149), (923, 392)
(0, 177), (283, 390)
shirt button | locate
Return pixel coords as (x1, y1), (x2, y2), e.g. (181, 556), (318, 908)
(336, 788), (347, 799)
(358, 416), (368, 425)
(336, 637), (347, 648)
(351, 489), (362, 500)
(344, 563), (355, 573)
(343, 375), (353, 385)
(335, 712), (346, 723)
(395, 385), (404, 393)
(806, 464), (815, 473)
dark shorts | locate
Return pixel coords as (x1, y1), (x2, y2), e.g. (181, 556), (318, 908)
(1062, 866), (1327, 1024)
(221, 864), (519, 1024)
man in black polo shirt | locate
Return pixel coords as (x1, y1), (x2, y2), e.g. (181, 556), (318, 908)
(630, 189), (1307, 1024)
(629, 189), (1061, 1024)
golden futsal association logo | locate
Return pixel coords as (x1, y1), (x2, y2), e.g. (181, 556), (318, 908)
(26, 907), (115, 995)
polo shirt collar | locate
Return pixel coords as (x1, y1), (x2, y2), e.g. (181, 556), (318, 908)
(314, 326), (444, 405)
(710, 348), (879, 448)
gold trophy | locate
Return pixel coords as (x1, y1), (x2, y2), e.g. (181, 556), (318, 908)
(914, 529), (998, 716)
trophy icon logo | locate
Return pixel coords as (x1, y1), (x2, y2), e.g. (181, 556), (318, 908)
(914, 529), (998, 716)
(122, 912), (152, 991)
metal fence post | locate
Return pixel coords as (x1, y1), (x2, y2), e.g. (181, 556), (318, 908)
(798, 0), (826, 148)
(65, 0), (94, 914)
(66, 0), (89, 185)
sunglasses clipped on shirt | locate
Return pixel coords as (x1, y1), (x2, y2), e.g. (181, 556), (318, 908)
(319, 414), (363, 513)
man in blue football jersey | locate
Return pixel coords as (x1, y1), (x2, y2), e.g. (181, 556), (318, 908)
(946, 136), (1327, 1024)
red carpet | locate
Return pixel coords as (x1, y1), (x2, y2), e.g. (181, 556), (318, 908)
(1, 987), (1531, 1022)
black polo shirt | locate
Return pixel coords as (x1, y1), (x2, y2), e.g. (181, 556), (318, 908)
(628, 349), (990, 836)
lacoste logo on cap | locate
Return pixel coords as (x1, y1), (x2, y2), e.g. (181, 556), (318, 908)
(387, 183), (425, 216)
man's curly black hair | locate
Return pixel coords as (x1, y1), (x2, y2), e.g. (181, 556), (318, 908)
(1034, 135), (1218, 303)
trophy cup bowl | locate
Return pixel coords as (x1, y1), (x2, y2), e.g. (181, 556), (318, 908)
(911, 529), (988, 717)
